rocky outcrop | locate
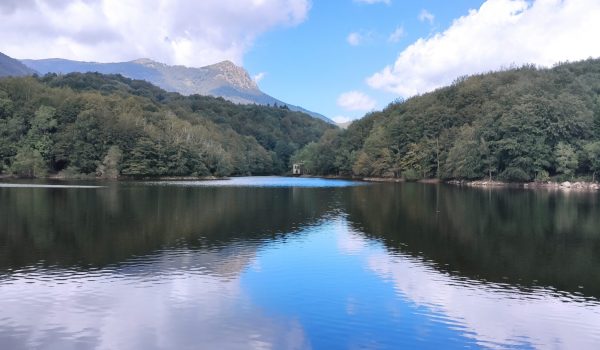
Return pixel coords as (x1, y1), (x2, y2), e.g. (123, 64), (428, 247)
(524, 181), (600, 191)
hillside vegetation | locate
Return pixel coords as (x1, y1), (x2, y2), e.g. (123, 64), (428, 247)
(293, 59), (600, 182)
(0, 73), (333, 178)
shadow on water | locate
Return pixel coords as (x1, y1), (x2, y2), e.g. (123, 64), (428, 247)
(342, 183), (600, 298)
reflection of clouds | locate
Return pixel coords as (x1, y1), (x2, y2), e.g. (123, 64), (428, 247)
(335, 222), (366, 255)
(0, 248), (310, 350)
(4, 214), (600, 349)
(367, 252), (600, 349)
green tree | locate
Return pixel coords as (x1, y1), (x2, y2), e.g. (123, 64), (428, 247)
(10, 146), (46, 178)
(444, 126), (483, 180)
(479, 138), (497, 181)
(555, 142), (578, 179)
(583, 141), (600, 182)
(96, 145), (123, 179)
(26, 105), (57, 159)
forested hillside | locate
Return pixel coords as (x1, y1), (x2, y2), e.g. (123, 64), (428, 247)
(0, 73), (333, 178)
(0, 52), (36, 77)
(293, 59), (600, 182)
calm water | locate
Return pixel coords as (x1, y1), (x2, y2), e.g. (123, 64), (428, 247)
(1, 176), (600, 349)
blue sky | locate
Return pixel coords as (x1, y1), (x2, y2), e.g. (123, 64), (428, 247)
(1, 0), (599, 122)
(245, 0), (485, 122)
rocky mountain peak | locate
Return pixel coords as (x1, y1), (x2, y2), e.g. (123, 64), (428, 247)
(207, 60), (258, 91)
(131, 58), (164, 68)
(19, 54), (334, 123)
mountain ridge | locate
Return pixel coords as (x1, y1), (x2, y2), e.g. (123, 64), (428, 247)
(0, 52), (37, 77)
(20, 56), (333, 123)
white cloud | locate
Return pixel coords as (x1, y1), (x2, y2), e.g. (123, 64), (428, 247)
(253, 72), (267, 83)
(347, 30), (375, 46)
(354, 0), (391, 5)
(0, 0), (310, 67)
(332, 115), (352, 124)
(337, 91), (377, 111)
(368, 0), (600, 97)
(347, 32), (363, 46)
(388, 26), (405, 43)
(418, 9), (435, 24)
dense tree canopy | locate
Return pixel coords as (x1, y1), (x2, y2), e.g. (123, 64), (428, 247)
(0, 73), (333, 178)
(293, 59), (600, 182)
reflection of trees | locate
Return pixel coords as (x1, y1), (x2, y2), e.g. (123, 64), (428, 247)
(0, 185), (336, 270)
(4, 181), (599, 297)
(343, 184), (600, 297)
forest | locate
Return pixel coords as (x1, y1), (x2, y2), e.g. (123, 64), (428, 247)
(0, 72), (333, 178)
(293, 59), (600, 182)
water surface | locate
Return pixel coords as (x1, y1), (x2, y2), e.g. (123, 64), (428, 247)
(1, 177), (599, 349)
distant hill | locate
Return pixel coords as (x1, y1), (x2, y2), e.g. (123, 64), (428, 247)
(21, 57), (334, 124)
(293, 58), (600, 182)
(0, 72), (334, 178)
(0, 52), (36, 77)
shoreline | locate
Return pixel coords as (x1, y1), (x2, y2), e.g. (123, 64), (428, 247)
(0, 174), (227, 181)
(360, 177), (600, 191)
(2, 173), (599, 191)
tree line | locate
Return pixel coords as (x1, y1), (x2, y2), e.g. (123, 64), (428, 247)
(0, 72), (333, 178)
(293, 59), (600, 182)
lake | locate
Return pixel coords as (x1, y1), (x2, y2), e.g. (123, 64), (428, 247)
(1, 176), (599, 349)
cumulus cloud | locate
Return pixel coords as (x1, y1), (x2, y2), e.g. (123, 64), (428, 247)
(418, 9), (435, 24)
(388, 26), (405, 43)
(368, 0), (600, 97)
(253, 72), (267, 84)
(0, 0), (310, 67)
(337, 91), (377, 111)
(354, 0), (391, 5)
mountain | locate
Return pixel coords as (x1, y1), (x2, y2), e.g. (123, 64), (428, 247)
(293, 58), (600, 182)
(0, 52), (36, 77)
(20, 57), (334, 123)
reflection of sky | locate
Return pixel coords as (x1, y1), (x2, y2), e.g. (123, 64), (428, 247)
(1, 217), (600, 349)
(0, 248), (310, 350)
(241, 220), (480, 349)
(242, 219), (600, 349)
(144, 176), (368, 188)
(367, 252), (600, 349)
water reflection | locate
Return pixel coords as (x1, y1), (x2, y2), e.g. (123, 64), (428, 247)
(0, 250), (311, 349)
(343, 184), (600, 298)
(0, 182), (338, 270)
(0, 178), (599, 349)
